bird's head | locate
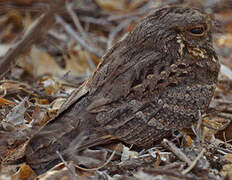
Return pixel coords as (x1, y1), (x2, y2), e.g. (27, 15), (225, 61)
(127, 6), (217, 62)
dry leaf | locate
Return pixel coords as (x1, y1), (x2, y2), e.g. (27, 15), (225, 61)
(121, 145), (138, 161)
(95, 0), (127, 11)
(39, 76), (61, 96)
(224, 154), (232, 163)
(221, 64), (232, 80)
(3, 98), (28, 129)
(76, 148), (108, 168)
(186, 135), (193, 147)
(0, 97), (16, 106)
(221, 164), (232, 179)
(11, 163), (35, 180)
(0, 81), (36, 97)
(37, 162), (78, 180)
(31, 105), (50, 126)
(24, 46), (65, 77)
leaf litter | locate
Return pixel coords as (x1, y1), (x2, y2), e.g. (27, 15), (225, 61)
(0, 0), (232, 179)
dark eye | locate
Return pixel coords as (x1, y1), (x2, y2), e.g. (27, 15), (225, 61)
(189, 26), (205, 36)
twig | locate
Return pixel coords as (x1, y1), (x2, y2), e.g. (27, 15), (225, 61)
(0, 2), (109, 18)
(78, 1), (151, 29)
(85, 53), (96, 71)
(162, 139), (192, 166)
(65, 2), (97, 71)
(202, 118), (231, 131)
(74, 144), (119, 171)
(182, 148), (206, 175)
(212, 138), (232, 152)
(0, 2), (48, 13)
(143, 168), (211, 180)
(66, 2), (88, 40)
(107, 18), (134, 49)
(0, 0), (65, 79)
(196, 110), (202, 136)
(79, 16), (112, 26)
(107, 1), (152, 21)
(221, 64), (232, 80)
(0, 79), (56, 101)
(215, 145), (232, 154)
(195, 110), (202, 145)
(216, 148), (228, 155)
(56, 150), (79, 180)
(55, 15), (104, 58)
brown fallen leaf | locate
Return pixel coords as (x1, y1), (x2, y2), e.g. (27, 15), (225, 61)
(95, 0), (127, 11)
(3, 97), (28, 128)
(37, 161), (96, 180)
(0, 97), (16, 106)
(11, 163), (36, 180)
(224, 154), (232, 163)
(221, 164), (232, 179)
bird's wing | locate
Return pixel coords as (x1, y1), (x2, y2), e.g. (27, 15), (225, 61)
(4, 41), (164, 173)
(86, 42), (163, 112)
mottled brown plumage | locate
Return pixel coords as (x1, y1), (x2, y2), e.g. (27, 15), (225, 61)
(10, 6), (220, 173)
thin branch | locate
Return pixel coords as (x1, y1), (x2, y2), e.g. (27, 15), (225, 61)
(56, 150), (79, 180)
(143, 168), (208, 180)
(195, 110), (203, 145)
(79, 16), (112, 26)
(65, 2), (97, 71)
(162, 139), (192, 166)
(107, 18), (134, 49)
(55, 15), (104, 58)
(182, 148), (206, 175)
(0, 0), (65, 79)
(74, 145), (118, 171)
(85, 53), (96, 71)
(66, 2), (88, 40)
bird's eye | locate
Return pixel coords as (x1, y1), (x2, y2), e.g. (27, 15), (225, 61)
(189, 26), (205, 36)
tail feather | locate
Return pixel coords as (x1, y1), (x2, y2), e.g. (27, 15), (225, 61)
(27, 132), (116, 175)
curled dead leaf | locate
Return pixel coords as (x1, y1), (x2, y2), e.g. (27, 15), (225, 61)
(0, 97), (16, 106)
(11, 163), (35, 180)
(224, 154), (232, 163)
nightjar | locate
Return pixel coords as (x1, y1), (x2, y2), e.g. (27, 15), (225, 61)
(7, 6), (220, 173)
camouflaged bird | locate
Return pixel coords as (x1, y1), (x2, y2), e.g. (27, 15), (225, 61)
(7, 6), (220, 173)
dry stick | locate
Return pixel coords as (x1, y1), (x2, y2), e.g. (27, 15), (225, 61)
(107, 1), (152, 21)
(202, 118), (231, 131)
(213, 138), (232, 152)
(0, 2), (47, 13)
(106, 1), (152, 49)
(216, 146), (232, 154)
(162, 139), (192, 166)
(143, 169), (204, 180)
(55, 15), (104, 58)
(85, 53), (96, 71)
(0, 2), (108, 16)
(182, 148), (206, 175)
(66, 3), (88, 40)
(0, 79), (56, 101)
(0, 0), (65, 79)
(66, 2), (96, 71)
(56, 150), (79, 180)
(195, 110), (202, 145)
(74, 150), (116, 171)
(79, 16), (111, 26)
(74, 144), (119, 172)
(107, 18), (135, 50)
